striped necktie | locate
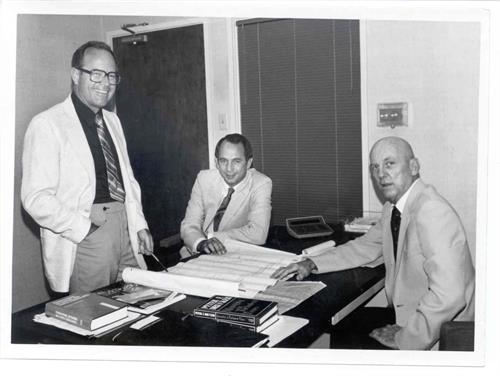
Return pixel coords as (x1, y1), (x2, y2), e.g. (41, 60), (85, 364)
(95, 112), (126, 202)
(390, 206), (401, 260)
(213, 187), (235, 232)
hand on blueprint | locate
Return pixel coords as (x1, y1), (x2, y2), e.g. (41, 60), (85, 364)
(369, 324), (401, 349)
(197, 237), (227, 255)
(271, 258), (318, 280)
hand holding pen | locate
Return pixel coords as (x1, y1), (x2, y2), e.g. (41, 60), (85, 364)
(151, 253), (169, 272)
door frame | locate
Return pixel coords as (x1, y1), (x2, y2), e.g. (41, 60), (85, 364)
(106, 18), (220, 167)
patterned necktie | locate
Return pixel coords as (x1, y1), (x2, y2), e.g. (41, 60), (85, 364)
(95, 112), (126, 202)
(213, 187), (235, 232)
(391, 206), (401, 261)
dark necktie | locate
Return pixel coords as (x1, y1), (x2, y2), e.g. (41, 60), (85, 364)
(213, 187), (235, 232)
(391, 206), (401, 261)
(95, 112), (126, 202)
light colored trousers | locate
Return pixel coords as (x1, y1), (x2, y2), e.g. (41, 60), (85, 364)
(69, 201), (138, 293)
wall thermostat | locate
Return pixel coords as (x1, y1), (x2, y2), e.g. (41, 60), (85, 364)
(377, 102), (408, 128)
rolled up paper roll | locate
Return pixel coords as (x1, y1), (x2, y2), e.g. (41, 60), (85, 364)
(122, 267), (243, 298)
(301, 240), (336, 257)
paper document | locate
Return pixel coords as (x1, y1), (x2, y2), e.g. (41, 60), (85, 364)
(130, 315), (162, 330)
(344, 216), (379, 233)
(255, 280), (326, 314)
(123, 240), (325, 304)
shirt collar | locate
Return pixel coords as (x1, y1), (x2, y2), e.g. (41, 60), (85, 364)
(71, 92), (99, 125)
(220, 169), (251, 194)
(394, 178), (419, 213)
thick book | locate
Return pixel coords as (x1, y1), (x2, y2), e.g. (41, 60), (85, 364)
(45, 292), (128, 331)
(193, 295), (278, 326)
(218, 313), (279, 333)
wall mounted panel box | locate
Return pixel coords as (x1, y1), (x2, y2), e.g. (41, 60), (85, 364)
(286, 216), (334, 239)
(377, 102), (408, 128)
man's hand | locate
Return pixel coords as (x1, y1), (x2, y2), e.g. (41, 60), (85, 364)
(137, 229), (154, 255)
(197, 238), (226, 255)
(369, 324), (401, 349)
(271, 258), (317, 280)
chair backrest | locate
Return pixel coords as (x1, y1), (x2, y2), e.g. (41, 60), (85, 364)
(439, 321), (474, 351)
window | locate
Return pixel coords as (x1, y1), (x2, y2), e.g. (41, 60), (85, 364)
(237, 18), (362, 224)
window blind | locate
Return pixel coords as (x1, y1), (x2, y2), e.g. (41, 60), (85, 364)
(237, 18), (362, 225)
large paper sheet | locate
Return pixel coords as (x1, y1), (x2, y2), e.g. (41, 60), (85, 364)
(164, 239), (300, 296)
(123, 240), (323, 303)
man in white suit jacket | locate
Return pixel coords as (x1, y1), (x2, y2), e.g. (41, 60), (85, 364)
(180, 133), (272, 257)
(272, 137), (475, 350)
(21, 41), (153, 293)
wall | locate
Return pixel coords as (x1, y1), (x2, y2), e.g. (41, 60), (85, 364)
(361, 20), (480, 263)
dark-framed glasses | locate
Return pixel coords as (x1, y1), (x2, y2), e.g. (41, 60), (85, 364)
(75, 67), (121, 85)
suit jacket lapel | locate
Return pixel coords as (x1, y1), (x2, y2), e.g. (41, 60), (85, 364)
(393, 179), (425, 276)
(61, 96), (95, 180)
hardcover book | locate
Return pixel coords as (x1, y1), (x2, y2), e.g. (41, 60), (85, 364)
(218, 313), (279, 333)
(45, 292), (128, 331)
(193, 295), (278, 326)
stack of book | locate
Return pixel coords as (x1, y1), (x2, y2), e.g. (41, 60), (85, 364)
(193, 295), (279, 333)
(39, 284), (186, 337)
(44, 292), (131, 332)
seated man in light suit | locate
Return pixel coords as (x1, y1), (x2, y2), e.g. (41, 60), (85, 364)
(272, 136), (475, 350)
(180, 133), (272, 257)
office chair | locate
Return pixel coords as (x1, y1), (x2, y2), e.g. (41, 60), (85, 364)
(438, 321), (474, 351)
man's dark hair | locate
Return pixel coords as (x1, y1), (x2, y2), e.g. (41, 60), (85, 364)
(215, 133), (253, 161)
(71, 41), (116, 68)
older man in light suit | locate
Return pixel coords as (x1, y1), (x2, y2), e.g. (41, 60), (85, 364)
(272, 136), (475, 350)
(180, 133), (272, 257)
(22, 41), (153, 294)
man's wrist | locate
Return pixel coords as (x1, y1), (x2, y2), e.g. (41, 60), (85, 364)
(196, 239), (208, 253)
(304, 258), (318, 273)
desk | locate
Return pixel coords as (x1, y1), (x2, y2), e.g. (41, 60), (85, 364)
(11, 225), (385, 348)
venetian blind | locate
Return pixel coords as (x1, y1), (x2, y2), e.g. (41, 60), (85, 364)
(237, 18), (362, 225)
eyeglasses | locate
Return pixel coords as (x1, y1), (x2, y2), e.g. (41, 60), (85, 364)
(75, 67), (121, 85)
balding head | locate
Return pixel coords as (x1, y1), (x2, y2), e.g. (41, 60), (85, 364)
(369, 137), (420, 204)
(370, 137), (415, 161)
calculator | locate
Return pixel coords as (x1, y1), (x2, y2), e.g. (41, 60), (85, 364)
(286, 216), (334, 239)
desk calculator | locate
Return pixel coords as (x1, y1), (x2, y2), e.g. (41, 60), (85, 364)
(286, 216), (334, 239)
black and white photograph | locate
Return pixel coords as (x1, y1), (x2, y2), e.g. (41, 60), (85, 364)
(0, 1), (498, 375)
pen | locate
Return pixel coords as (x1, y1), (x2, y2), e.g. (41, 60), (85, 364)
(151, 253), (169, 273)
